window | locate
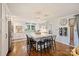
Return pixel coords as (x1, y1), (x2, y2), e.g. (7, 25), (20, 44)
(31, 25), (35, 31)
(27, 25), (30, 30)
(25, 23), (36, 32)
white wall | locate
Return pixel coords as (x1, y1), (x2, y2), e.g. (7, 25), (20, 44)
(12, 20), (26, 40)
(0, 3), (2, 56)
(46, 14), (79, 47)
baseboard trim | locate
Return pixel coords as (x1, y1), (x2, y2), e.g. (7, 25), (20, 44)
(12, 38), (27, 42)
(56, 41), (74, 48)
(6, 49), (11, 56)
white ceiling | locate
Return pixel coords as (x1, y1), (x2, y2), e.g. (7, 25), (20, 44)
(7, 3), (79, 20)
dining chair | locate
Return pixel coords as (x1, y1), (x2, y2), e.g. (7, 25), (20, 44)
(26, 34), (36, 56)
(44, 36), (53, 53)
(26, 34), (31, 56)
(52, 35), (56, 51)
(36, 39), (45, 56)
(44, 39), (48, 50)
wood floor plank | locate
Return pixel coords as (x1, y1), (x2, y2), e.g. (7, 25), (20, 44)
(7, 40), (73, 56)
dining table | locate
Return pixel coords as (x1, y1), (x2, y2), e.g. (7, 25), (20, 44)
(27, 32), (53, 50)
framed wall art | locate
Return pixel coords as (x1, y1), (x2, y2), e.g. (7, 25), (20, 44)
(59, 27), (67, 36)
(59, 27), (63, 36)
(16, 26), (23, 33)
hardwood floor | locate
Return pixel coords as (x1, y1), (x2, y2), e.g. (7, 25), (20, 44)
(7, 40), (74, 56)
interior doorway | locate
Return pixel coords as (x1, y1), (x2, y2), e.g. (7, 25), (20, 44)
(8, 21), (13, 51)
